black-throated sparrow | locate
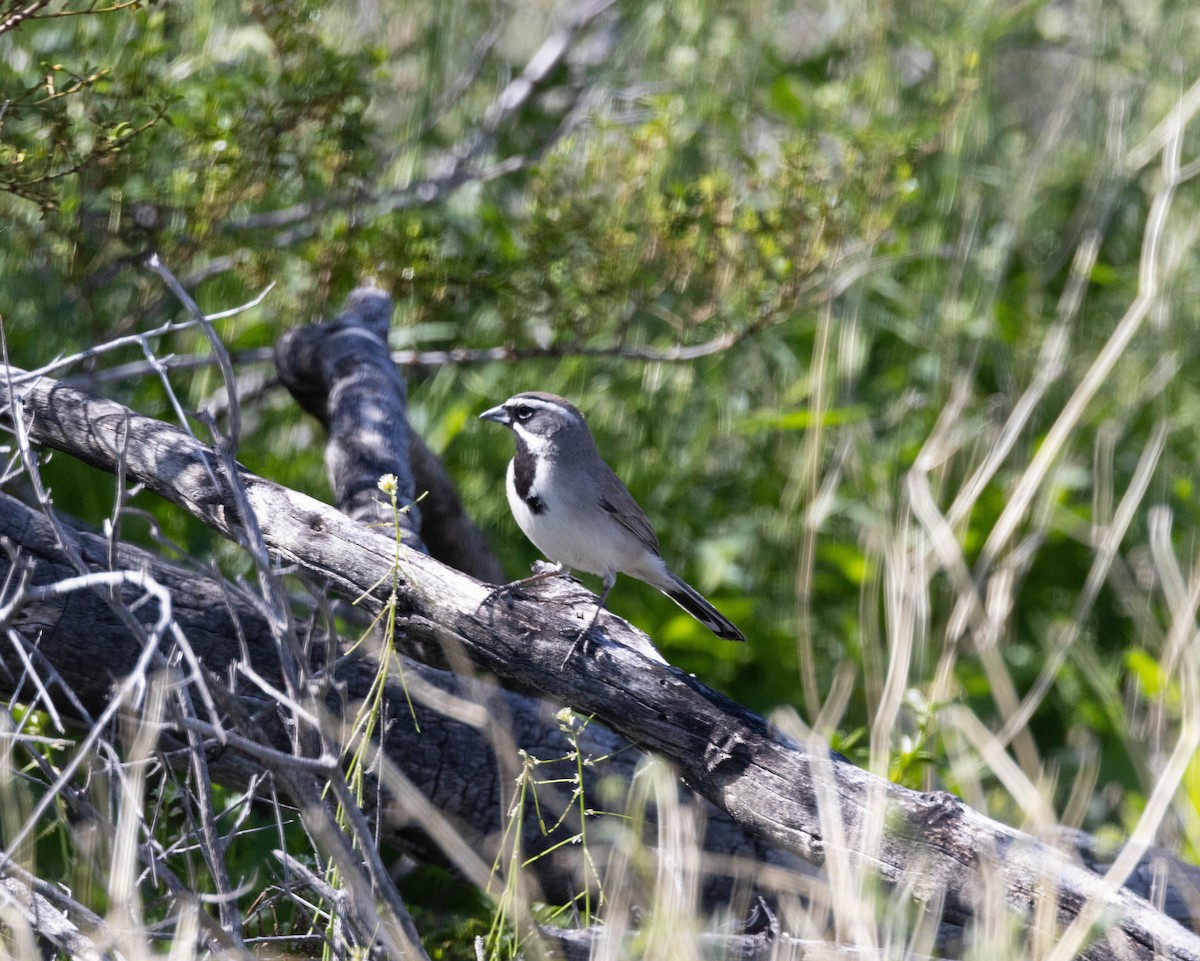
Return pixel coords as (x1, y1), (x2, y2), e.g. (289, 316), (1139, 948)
(480, 391), (745, 660)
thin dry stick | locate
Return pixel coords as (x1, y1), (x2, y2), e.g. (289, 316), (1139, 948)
(961, 109), (1184, 610)
(0, 570), (173, 872)
(794, 299), (835, 719)
(5, 627), (94, 726)
(2, 626), (62, 730)
(226, 0), (617, 245)
(144, 253), (245, 451)
(1045, 591), (1200, 961)
(324, 774), (430, 956)
(144, 254), (305, 701)
(13, 283), (273, 384)
(177, 682), (247, 947)
(988, 422), (1167, 750)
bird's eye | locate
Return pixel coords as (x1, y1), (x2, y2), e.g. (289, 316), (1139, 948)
(515, 405), (534, 421)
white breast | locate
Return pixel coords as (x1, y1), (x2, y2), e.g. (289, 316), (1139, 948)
(505, 457), (655, 581)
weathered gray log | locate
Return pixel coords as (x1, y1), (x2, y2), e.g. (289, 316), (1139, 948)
(1, 876), (109, 961)
(2, 368), (1199, 960)
(0, 490), (799, 908)
(273, 286), (424, 546)
(542, 917), (948, 961)
(273, 286), (503, 583)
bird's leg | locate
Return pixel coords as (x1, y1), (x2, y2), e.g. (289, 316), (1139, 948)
(561, 573), (616, 668)
(478, 561), (567, 612)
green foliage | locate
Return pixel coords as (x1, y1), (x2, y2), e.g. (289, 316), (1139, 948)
(7, 0), (1200, 949)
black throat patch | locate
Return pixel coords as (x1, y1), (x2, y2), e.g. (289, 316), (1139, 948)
(512, 441), (546, 514)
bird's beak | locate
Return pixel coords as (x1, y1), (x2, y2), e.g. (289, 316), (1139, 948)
(479, 404), (511, 425)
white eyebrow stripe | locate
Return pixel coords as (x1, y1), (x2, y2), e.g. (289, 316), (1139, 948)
(510, 395), (585, 426)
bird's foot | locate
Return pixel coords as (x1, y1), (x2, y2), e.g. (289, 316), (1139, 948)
(477, 562), (568, 614)
(560, 600), (608, 668)
(561, 626), (593, 668)
(477, 580), (524, 613)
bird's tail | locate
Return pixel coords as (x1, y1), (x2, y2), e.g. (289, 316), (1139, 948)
(663, 572), (745, 642)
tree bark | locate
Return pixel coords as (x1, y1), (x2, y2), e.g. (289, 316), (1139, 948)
(0, 489), (799, 907)
(273, 286), (503, 582)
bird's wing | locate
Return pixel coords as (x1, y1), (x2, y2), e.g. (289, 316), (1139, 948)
(598, 466), (660, 553)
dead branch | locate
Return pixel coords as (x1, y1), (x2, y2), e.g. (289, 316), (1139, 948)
(273, 285), (501, 579)
(273, 286), (423, 544)
(222, 0), (617, 246)
(0, 490), (792, 910)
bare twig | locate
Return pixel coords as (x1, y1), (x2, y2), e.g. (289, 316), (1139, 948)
(140, 259), (431, 958)
(0, 570), (174, 874)
(224, 0), (618, 245)
(13, 283), (273, 385)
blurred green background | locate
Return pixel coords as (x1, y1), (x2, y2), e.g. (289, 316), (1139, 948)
(4, 0), (1200, 868)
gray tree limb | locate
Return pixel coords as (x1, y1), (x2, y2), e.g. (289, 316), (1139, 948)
(0, 490), (795, 909)
(273, 286), (502, 582)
